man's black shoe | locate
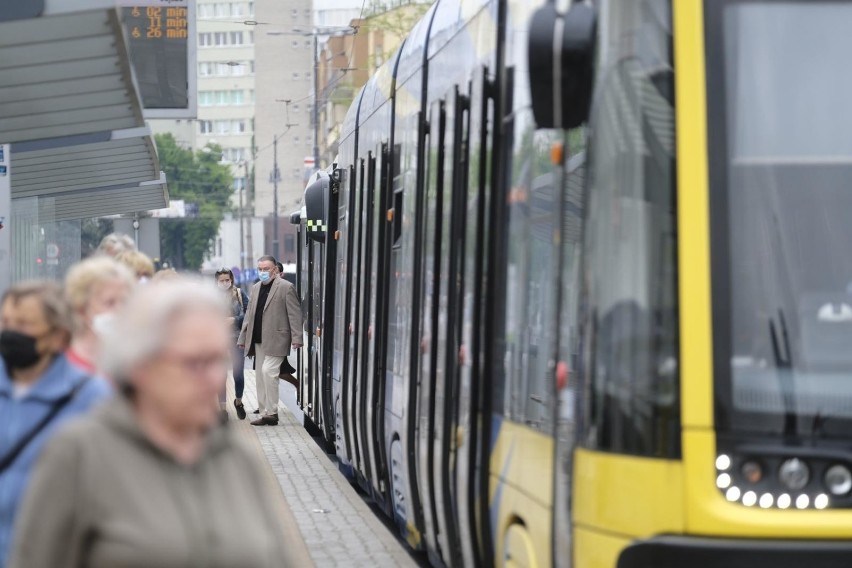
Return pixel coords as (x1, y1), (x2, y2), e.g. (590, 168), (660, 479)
(250, 415), (279, 426)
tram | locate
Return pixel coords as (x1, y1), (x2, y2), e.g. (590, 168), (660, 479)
(295, 0), (852, 566)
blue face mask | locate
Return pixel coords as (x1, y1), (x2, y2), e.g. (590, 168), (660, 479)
(258, 271), (271, 283)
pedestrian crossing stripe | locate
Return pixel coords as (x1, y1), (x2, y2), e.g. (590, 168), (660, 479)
(306, 219), (326, 232)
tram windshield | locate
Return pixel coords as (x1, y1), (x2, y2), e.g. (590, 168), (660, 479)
(710, 1), (852, 436)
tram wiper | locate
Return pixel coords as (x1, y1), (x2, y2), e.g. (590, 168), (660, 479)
(769, 309), (796, 437)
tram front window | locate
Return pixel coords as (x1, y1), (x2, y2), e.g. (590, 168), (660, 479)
(708, 1), (852, 436)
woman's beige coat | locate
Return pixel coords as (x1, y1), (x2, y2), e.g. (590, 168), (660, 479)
(9, 399), (292, 568)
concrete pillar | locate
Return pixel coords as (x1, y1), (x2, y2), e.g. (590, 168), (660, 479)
(113, 217), (161, 261)
(0, 144), (10, 295)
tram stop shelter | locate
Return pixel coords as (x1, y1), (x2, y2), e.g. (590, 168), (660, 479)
(0, 0), (169, 292)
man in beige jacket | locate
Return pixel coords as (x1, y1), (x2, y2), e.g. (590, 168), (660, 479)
(238, 256), (303, 426)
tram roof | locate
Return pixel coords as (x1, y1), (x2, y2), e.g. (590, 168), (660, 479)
(0, 4), (168, 219)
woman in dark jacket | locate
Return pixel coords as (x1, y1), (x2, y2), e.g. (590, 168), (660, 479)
(215, 268), (249, 419)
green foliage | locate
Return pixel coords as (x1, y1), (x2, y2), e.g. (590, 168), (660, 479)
(154, 133), (234, 270)
(80, 218), (114, 258)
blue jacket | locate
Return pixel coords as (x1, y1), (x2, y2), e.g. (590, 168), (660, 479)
(0, 355), (111, 566)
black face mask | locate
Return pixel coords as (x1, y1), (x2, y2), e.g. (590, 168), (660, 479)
(0, 330), (42, 371)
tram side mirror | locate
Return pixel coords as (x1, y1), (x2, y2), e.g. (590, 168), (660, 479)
(529, 2), (597, 129)
(304, 172), (329, 243)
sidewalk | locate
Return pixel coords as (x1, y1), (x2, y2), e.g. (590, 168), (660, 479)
(227, 369), (421, 568)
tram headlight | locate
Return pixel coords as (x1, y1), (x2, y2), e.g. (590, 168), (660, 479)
(796, 494), (810, 509)
(725, 486), (741, 502)
(779, 458), (810, 491)
(715, 454), (731, 471)
(716, 473), (732, 489)
(824, 464), (852, 496)
(758, 493), (773, 508)
(814, 494), (829, 510)
(741, 460), (763, 484)
(777, 494), (792, 509)
(742, 491), (758, 507)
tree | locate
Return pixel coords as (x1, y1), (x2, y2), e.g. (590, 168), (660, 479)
(154, 133), (234, 270)
(80, 218), (114, 258)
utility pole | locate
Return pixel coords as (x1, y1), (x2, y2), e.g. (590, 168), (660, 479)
(239, 160), (247, 273)
(245, 157), (255, 269)
(313, 33), (320, 171)
(271, 135), (281, 260)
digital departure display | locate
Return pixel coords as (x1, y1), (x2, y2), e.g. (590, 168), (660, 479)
(120, 1), (196, 117)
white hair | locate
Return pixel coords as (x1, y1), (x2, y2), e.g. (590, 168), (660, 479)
(98, 276), (228, 384)
(97, 232), (136, 255)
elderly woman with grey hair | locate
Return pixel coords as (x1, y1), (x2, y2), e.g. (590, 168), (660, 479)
(9, 278), (289, 568)
(96, 232), (136, 258)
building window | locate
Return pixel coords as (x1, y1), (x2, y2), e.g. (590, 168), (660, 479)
(199, 91), (214, 106)
(232, 62), (246, 76)
(215, 62), (228, 76)
(198, 4), (214, 18)
(199, 62), (212, 76)
(215, 3), (229, 18)
(248, 31), (254, 44)
(230, 31), (244, 45)
(248, 2), (254, 17)
(214, 31), (227, 46)
(232, 90), (244, 105)
(233, 177), (246, 191)
(199, 120), (213, 134)
(250, 61), (255, 74)
(231, 2), (244, 17)
(199, 32), (212, 46)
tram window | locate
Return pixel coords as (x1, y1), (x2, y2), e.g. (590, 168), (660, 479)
(392, 144), (403, 246)
(580, 0), (680, 458)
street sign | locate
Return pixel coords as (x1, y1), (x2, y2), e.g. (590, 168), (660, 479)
(46, 243), (60, 259)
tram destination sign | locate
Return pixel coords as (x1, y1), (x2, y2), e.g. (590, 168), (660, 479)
(119, 0), (197, 118)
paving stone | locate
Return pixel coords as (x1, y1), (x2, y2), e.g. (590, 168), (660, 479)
(227, 370), (421, 568)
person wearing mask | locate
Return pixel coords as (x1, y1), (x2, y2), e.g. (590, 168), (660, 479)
(0, 281), (111, 566)
(9, 278), (288, 568)
(114, 250), (155, 284)
(238, 256), (303, 426)
(215, 268), (249, 420)
(65, 257), (136, 374)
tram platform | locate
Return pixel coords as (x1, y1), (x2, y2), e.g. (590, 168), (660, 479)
(225, 369), (421, 568)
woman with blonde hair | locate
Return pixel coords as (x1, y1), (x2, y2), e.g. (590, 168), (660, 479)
(64, 257), (136, 374)
(114, 250), (155, 283)
(10, 278), (288, 567)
